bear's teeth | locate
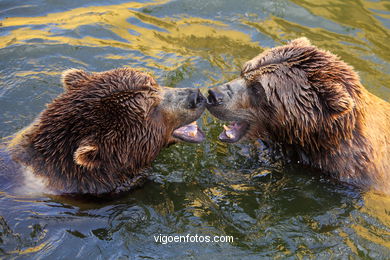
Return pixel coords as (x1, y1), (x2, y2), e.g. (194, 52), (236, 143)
(189, 129), (197, 137)
(223, 125), (231, 131)
(223, 125), (235, 139)
(226, 131), (234, 139)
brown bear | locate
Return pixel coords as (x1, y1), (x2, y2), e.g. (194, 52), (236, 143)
(207, 37), (390, 193)
(2, 67), (206, 195)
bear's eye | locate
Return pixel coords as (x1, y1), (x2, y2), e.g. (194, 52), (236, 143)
(249, 82), (267, 106)
(224, 83), (233, 98)
(249, 82), (265, 96)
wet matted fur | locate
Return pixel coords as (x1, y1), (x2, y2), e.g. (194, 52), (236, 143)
(207, 38), (390, 193)
(6, 67), (206, 195)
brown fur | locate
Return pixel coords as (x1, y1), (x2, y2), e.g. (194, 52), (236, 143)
(7, 68), (205, 195)
(209, 38), (390, 192)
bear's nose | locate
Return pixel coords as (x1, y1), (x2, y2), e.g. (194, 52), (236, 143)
(188, 89), (206, 109)
(207, 89), (224, 105)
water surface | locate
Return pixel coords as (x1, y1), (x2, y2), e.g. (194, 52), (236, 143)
(0, 0), (389, 258)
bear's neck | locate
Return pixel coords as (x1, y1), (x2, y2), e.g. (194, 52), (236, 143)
(291, 129), (374, 188)
(10, 125), (148, 195)
(288, 91), (384, 190)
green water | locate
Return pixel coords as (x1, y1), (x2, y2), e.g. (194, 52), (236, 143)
(0, 0), (389, 258)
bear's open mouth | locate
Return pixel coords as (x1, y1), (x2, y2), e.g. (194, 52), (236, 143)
(173, 121), (205, 143)
(219, 121), (249, 143)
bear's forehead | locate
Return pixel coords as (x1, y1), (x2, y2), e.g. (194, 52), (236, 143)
(241, 44), (320, 79)
(89, 68), (159, 91)
(242, 46), (290, 72)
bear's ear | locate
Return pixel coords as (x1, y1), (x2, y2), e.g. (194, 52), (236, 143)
(322, 83), (355, 116)
(61, 69), (90, 91)
(289, 37), (312, 47)
(74, 143), (99, 170)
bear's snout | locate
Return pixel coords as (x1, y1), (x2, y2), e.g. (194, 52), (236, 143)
(188, 89), (206, 109)
(207, 89), (224, 106)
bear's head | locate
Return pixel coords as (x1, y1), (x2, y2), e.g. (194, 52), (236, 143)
(207, 37), (363, 152)
(14, 67), (206, 194)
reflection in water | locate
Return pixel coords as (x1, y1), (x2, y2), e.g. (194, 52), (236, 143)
(0, 0), (389, 258)
(290, 0), (390, 60)
(354, 192), (390, 249)
(1, 0), (261, 72)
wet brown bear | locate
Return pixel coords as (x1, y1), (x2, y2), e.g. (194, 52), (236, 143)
(3, 67), (206, 195)
(207, 38), (390, 193)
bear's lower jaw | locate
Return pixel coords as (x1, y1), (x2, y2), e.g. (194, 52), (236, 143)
(219, 121), (249, 143)
(172, 121), (205, 143)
